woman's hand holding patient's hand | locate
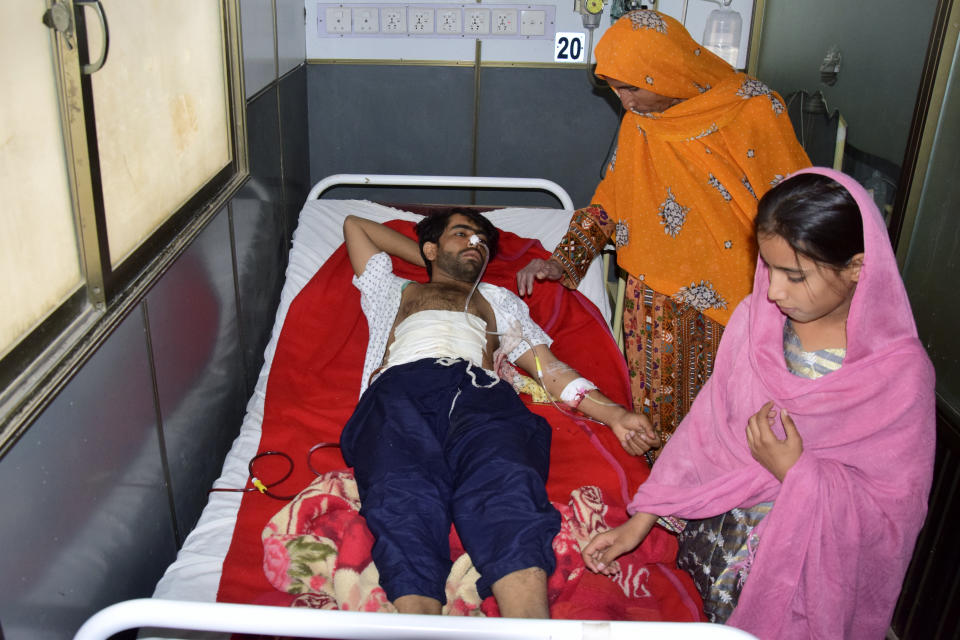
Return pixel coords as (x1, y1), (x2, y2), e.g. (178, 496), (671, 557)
(516, 258), (564, 296)
(746, 400), (803, 482)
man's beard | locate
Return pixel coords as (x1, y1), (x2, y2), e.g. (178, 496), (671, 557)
(435, 247), (483, 282)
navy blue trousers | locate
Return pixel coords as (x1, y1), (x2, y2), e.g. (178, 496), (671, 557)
(340, 358), (560, 602)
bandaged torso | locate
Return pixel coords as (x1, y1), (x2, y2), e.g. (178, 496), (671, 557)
(385, 310), (487, 369)
(354, 252), (553, 397)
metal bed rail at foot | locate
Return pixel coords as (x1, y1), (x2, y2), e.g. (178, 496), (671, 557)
(74, 598), (760, 640)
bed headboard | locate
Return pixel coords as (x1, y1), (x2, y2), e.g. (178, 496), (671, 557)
(306, 174), (575, 211)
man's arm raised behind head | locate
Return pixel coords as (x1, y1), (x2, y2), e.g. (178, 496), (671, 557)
(343, 215), (426, 276)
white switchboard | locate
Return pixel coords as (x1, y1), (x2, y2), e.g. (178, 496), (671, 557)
(316, 4), (556, 39)
(307, 0), (609, 62)
(305, 0), (753, 66)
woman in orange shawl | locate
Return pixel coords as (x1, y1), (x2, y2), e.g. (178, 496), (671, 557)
(518, 10), (809, 454)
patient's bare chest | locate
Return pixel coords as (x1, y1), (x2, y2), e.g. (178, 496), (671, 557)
(396, 283), (493, 325)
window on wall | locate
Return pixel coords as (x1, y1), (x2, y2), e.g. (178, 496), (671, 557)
(0, 0), (247, 451)
(90, 0), (234, 267)
(0, 2), (83, 366)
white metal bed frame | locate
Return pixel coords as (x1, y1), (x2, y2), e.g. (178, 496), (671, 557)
(71, 175), (729, 640)
(306, 173), (575, 210)
(76, 599), (758, 640)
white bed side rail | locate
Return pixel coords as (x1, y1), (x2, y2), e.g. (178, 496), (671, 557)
(307, 174), (575, 211)
(75, 599), (758, 640)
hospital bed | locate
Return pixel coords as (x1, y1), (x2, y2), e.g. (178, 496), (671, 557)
(74, 175), (753, 640)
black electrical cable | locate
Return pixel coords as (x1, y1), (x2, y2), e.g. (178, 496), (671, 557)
(209, 442), (341, 501)
(307, 442), (342, 477)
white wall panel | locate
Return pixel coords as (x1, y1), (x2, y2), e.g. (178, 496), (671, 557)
(242, 0), (277, 97)
(278, 0), (307, 75)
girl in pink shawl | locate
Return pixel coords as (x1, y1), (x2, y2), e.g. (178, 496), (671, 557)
(582, 167), (935, 638)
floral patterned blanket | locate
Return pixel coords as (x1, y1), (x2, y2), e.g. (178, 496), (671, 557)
(217, 222), (702, 621)
(262, 469), (702, 619)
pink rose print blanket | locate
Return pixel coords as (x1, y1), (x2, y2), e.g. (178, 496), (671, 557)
(216, 222), (702, 621)
(262, 469), (703, 619)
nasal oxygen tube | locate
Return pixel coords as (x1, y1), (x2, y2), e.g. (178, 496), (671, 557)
(461, 234), (617, 420)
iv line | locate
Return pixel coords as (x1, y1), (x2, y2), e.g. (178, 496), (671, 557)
(460, 234), (620, 417)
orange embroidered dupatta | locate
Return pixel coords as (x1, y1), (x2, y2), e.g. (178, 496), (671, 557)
(592, 10), (810, 325)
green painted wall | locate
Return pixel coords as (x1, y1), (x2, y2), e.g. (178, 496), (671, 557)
(757, 0), (938, 167)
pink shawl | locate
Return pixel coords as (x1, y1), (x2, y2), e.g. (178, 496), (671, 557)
(627, 167), (936, 638)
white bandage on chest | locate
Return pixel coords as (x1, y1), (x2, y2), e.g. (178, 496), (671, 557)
(385, 309), (486, 370)
(559, 377), (598, 408)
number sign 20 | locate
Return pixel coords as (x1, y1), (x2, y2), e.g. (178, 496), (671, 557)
(554, 32), (586, 63)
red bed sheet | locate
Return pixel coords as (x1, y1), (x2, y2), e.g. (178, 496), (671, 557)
(216, 221), (703, 622)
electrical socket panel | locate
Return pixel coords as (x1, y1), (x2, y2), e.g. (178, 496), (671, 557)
(408, 7), (434, 33)
(436, 8), (461, 34)
(353, 7), (379, 33)
(324, 7), (351, 33)
(519, 9), (545, 37)
(464, 8), (490, 34)
(380, 6), (406, 32)
(316, 4), (554, 39)
(492, 8), (518, 35)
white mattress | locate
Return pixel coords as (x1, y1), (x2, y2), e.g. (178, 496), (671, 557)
(142, 200), (610, 637)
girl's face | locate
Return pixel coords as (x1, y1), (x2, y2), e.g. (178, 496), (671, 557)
(758, 233), (863, 327)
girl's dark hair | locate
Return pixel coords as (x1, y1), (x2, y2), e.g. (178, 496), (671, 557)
(415, 209), (500, 277)
(755, 173), (864, 269)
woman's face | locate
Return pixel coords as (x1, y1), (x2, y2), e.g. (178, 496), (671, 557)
(758, 232), (863, 327)
(605, 78), (683, 114)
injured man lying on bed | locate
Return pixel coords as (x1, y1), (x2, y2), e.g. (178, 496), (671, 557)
(340, 210), (660, 618)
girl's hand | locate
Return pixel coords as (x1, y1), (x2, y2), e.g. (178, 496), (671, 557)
(581, 514), (654, 575)
(609, 410), (660, 456)
(745, 401), (803, 482)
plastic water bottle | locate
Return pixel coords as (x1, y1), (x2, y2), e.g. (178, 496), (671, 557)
(702, 7), (742, 68)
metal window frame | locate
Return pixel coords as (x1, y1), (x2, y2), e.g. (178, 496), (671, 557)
(891, 0), (960, 262)
(0, 0), (249, 459)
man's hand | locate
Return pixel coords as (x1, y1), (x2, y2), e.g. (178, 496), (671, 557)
(516, 257), (564, 296)
(745, 401), (803, 482)
(607, 408), (660, 456)
(513, 347), (654, 450)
